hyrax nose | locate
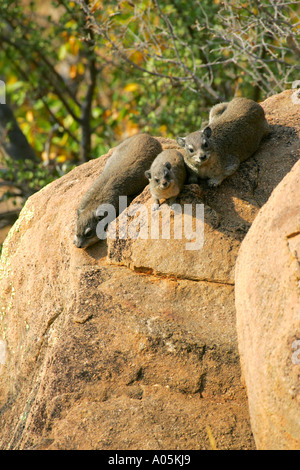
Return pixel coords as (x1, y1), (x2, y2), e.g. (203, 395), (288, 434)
(73, 236), (82, 248)
(162, 181), (168, 187)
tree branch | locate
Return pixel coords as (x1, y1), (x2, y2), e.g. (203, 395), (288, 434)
(0, 104), (37, 162)
(75, 0), (224, 101)
(0, 32), (81, 124)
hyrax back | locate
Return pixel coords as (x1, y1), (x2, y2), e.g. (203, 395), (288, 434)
(74, 133), (162, 248)
(145, 149), (186, 210)
(177, 97), (269, 188)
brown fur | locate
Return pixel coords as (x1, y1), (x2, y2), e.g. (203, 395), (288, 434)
(177, 97), (269, 187)
(145, 149), (186, 210)
(74, 134), (162, 248)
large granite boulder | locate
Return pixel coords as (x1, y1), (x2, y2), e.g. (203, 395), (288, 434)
(235, 158), (300, 450)
(0, 90), (298, 450)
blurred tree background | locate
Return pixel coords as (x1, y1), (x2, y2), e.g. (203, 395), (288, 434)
(0, 0), (299, 229)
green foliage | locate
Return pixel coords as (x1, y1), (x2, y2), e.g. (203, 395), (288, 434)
(0, 0), (299, 207)
(0, 156), (75, 201)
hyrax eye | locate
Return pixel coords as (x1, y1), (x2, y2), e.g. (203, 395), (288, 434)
(188, 147), (194, 154)
(85, 228), (93, 238)
(202, 140), (209, 149)
(155, 178), (159, 183)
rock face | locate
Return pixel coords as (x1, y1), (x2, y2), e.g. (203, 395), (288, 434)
(0, 90), (299, 450)
(235, 158), (300, 450)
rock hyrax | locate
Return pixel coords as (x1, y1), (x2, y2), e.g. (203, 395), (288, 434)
(145, 149), (186, 210)
(177, 97), (269, 187)
(74, 133), (162, 248)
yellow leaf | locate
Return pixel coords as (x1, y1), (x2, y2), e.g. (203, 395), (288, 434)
(103, 110), (112, 118)
(7, 76), (18, 85)
(59, 133), (69, 147)
(106, 7), (116, 15)
(19, 121), (29, 132)
(124, 83), (139, 93)
(26, 111), (34, 123)
(90, 0), (102, 12)
(57, 155), (67, 163)
(65, 20), (76, 29)
(41, 151), (48, 162)
(129, 51), (144, 66)
(77, 62), (85, 75)
(63, 115), (74, 127)
(159, 124), (167, 136)
(69, 64), (77, 79)
(69, 36), (79, 55)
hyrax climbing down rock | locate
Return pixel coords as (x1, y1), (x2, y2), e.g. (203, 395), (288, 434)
(145, 149), (187, 211)
(177, 97), (269, 188)
(74, 133), (162, 248)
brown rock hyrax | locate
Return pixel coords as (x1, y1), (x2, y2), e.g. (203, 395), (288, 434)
(177, 97), (269, 188)
(145, 149), (186, 210)
(74, 133), (162, 248)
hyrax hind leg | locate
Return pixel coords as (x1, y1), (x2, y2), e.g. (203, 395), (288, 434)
(207, 155), (240, 188)
(207, 175), (226, 188)
(209, 102), (228, 123)
(223, 154), (240, 176)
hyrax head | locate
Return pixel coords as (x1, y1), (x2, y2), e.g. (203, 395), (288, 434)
(73, 208), (100, 249)
(177, 126), (212, 166)
(145, 161), (173, 191)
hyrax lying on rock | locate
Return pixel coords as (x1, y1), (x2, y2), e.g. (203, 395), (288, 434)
(145, 149), (186, 210)
(74, 133), (162, 248)
(177, 97), (269, 188)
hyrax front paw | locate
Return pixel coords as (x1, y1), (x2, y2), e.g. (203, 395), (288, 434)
(207, 177), (223, 188)
(152, 203), (160, 211)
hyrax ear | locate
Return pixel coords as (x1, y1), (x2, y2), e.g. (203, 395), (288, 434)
(203, 126), (212, 138)
(94, 209), (103, 222)
(176, 137), (186, 148)
(145, 170), (151, 180)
